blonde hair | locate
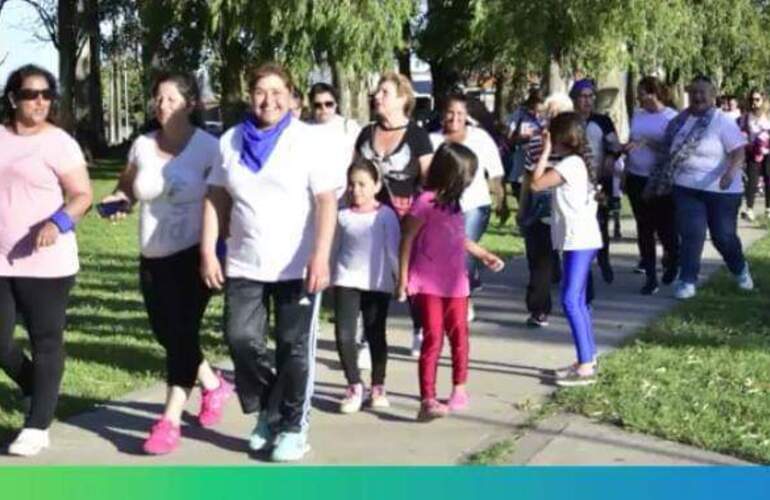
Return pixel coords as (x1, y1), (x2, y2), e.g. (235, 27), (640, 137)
(377, 72), (416, 116)
(544, 93), (574, 117)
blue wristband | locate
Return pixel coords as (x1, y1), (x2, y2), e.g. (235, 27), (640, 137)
(216, 238), (227, 260)
(50, 209), (75, 233)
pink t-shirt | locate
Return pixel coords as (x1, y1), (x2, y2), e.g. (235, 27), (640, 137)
(0, 126), (86, 277)
(407, 191), (469, 298)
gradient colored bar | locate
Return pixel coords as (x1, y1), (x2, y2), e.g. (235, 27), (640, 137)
(0, 467), (768, 500)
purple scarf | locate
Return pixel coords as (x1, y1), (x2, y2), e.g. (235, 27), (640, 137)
(240, 112), (292, 173)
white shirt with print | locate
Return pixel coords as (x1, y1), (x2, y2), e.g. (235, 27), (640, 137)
(672, 109), (747, 194)
(131, 128), (219, 258)
(332, 205), (400, 293)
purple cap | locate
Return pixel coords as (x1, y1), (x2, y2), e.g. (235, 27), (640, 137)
(570, 79), (596, 98)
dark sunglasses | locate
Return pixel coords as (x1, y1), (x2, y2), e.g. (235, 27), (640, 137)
(16, 88), (57, 101)
(313, 100), (336, 109)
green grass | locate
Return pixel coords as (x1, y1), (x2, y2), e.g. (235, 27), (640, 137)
(0, 161), (524, 438)
(464, 440), (516, 465)
(554, 232), (770, 464)
(479, 198), (525, 260)
(0, 159), (228, 438)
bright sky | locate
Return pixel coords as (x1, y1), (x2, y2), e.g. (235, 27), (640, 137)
(0, 1), (58, 85)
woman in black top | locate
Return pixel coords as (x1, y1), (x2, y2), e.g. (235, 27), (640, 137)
(355, 72), (433, 357)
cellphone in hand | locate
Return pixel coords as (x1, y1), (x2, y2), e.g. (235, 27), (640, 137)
(96, 200), (130, 218)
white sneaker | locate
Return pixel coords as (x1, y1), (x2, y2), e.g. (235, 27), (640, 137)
(339, 384), (363, 414)
(745, 208), (757, 222)
(673, 280), (696, 300)
(8, 428), (50, 457)
(356, 342), (371, 371)
(410, 330), (423, 358)
(467, 300), (476, 322)
(737, 263), (754, 291)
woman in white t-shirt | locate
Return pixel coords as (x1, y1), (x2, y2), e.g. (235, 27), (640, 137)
(649, 76), (752, 300)
(531, 112), (602, 387)
(200, 63), (338, 462)
(623, 76), (679, 295)
(101, 73), (233, 455)
(738, 88), (770, 220)
(429, 93), (505, 320)
(307, 82), (361, 200)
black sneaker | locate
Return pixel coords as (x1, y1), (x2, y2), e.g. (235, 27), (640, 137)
(599, 262), (614, 284)
(526, 313), (549, 327)
(661, 266), (678, 285)
(640, 279), (659, 296)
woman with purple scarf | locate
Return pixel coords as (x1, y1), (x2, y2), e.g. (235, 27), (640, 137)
(200, 62), (338, 462)
(646, 76), (753, 299)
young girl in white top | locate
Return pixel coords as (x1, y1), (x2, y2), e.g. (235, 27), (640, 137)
(332, 159), (401, 413)
(100, 73), (233, 455)
(531, 112), (603, 387)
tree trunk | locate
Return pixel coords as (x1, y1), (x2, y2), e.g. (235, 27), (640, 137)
(57, 0), (78, 133)
(108, 60), (116, 143)
(429, 61), (460, 110)
(546, 56), (569, 95)
(493, 68), (514, 125)
(85, 0), (104, 153)
(625, 63), (636, 122)
(219, 40), (245, 129)
(331, 61), (352, 118)
(396, 22), (411, 80)
(597, 65), (629, 142)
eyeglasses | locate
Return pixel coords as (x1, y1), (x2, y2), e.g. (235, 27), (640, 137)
(16, 88), (56, 101)
(313, 100), (336, 110)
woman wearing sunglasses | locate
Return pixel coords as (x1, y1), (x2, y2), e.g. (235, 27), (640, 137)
(308, 82), (361, 198)
(0, 64), (93, 456)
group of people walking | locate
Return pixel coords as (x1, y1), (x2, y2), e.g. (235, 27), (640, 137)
(0, 61), (755, 462)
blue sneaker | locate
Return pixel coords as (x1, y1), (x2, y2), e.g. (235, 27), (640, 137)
(248, 413), (274, 451)
(271, 431), (310, 462)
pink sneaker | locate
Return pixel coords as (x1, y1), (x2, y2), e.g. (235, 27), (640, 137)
(447, 390), (469, 411)
(198, 372), (235, 428)
(143, 419), (180, 455)
(417, 399), (449, 421)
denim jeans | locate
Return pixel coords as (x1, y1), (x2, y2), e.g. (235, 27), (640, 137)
(673, 185), (746, 285)
(464, 205), (491, 291)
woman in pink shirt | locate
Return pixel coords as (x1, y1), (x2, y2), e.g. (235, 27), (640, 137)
(0, 65), (93, 456)
(397, 143), (503, 421)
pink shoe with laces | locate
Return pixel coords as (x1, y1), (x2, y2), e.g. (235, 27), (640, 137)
(198, 372), (234, 428)
(447, 390), (469, 412)
(417, 399), (449, 421)
(143, 419), (180, 455)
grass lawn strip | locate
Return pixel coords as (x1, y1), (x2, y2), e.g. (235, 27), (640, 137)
(555, 231), (770, 464)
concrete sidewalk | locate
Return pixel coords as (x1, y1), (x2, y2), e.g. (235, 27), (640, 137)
(0, 220), (764, 465)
